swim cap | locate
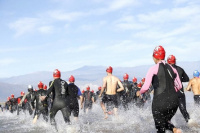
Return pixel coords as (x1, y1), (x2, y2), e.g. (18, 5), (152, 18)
(123, 73), (129, 80)
(141, 78), (145, 83)
(86, 86), (90, 91)
(106, 66), (113, 73)
(82, 90), (85, 93)
(137, 82), (142, 88)
(91, 90), (94, 93)
(98, 86), (102, 90)
(43, 85), (47, 90)
(11, 94), (14, 98)
(7, 97), (10, 101)
(153, 45), (165, 60)
(167, 55), (176, 64)
(193, 70), (200, 77)
(38, 81), (44, 89)
(69, 75), (75, 82)
(21, 91), (25, 96)
(53, 69), (61, 78)
(132, 77), (137, 83)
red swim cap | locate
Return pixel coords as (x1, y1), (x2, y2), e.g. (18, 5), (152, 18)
(7, 97), (10, 101)
(141, 78), (145, 83)
(153, 46), (165, 60)
(86, 86), (90, 91)
(137, 82), (142, 88)
(43, 85), (47, 90)
(11, 94), (14, 98)
(21, 91), (25, 96)
(98, 86), (102, 90)
(123, 73), (129, 80)
(38, 81), (44, 89)
(69, 75), (75, 82)
(132, 77), (137, 83)
(167, 55), (176, 64)
(106, 66), (113, 73)
(53, 69), (61, 78)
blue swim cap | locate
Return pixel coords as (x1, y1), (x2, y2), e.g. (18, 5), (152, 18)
(193, 70), (200, 77)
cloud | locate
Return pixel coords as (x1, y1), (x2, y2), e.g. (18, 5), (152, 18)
(9, 18), (39, 37)
(38, 26), (54, 34)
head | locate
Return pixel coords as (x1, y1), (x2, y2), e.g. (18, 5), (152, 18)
(34, 89), (37, 91)
(69, 75), (75, 83)
(7, 97), (10, 101)
(167, 55), (176, 65)
(86, 86), (90, 91)
(132, 77), (137, 83)
(21, 91), (25, 96)
(123, 73), (129, 81)
(43, 85), (47, 90)
(106, 66), (113, 74)
(193, 70), (200, 78)
(28, 85), (33, 92)
(137, 82), (142, 88)
(98, 86), (102, 91)
(11, 94), (14, 98)
(82, 90), (85, 94)
(153, 45), (165, 64)
(141, 78), (145, 84)
(38, 81), (44, 89)
(53, 69), (61, 79)
(91, 90), (94, 93)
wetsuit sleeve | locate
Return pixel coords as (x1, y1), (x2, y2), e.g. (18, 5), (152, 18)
(46, 80), (54, 96)
(77, 87), (82, 96)
(171, 66), (182, 91)
(20, 92), (29, 104)
(181, 69), (189, 82)
(140, 65), (159, 94)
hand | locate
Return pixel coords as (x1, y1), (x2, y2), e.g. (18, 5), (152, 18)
(40, 96), (46, 101)
(136, 91), (141, 97)
(99, 94), (101, 98)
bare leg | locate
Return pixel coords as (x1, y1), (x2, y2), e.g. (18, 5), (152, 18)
(100, 102), (108, 119)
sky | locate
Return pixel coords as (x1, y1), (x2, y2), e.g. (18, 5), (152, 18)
(0, 0), (200, 78)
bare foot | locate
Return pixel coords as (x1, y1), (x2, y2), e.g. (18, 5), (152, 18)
(173, 128), (182, 133)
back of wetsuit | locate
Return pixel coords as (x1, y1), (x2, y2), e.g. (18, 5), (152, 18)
(33, 89), (48, 110)
(67, 83), (78, 102)
(83, 91), (93, 103)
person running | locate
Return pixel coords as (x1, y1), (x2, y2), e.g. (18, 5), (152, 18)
(99, 66), (124, 119)
(139, 46), (182, 133)
(40, 69), (70, 129)
(81, 86), (95, 114)
(5, 97), (11, 111)
(9, 94), (18, 113)
(186, 70), (200, 105)
(95, 86), (102, 101)
(32, 81), (48, 123)
(121, 73), (132, 110)
(132, 77), (138, 104)
(19, 85), (35, 115)
(135, 82), (145, 108)
(17, 91), (26, 115)
(167, 55), (190, 122)
(67, 75), (83, 121)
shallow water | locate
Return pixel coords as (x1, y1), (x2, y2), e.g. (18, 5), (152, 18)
(0, 92), (200, 133)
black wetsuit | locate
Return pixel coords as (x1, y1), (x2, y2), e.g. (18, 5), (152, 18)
(194, 95), (200, 105)
(152, 63), (179, 133)
(0, 105), (3, 112)
(121, 80), (132, 110)
(82, 91), (94, 112)
(46, 78), (70, 125)
(171, 64), (190, 122)
(67, 83), (80, 117)
(9, 98), (18, 113)
(5, 101), (10, 110)
(17, 96), (26, 115)
(132, 82), (138, 104)
(26, 91), (36, 115)
(32, 89), (48, 122)
(134, 87), (145, 108)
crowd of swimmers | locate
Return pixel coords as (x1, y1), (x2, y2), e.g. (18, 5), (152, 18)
(1, 45), (200, 133)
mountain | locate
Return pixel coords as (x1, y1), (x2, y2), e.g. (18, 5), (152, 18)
(0, 61), (199, 101)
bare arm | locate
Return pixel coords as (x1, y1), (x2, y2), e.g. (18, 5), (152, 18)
(117, 80), (124, 92)
(186, 80), (192, 91)
(19, 93), (28, 104)
(100, 77), (107, 96)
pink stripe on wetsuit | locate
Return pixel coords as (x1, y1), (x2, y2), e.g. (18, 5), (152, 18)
(140, 60), (182, 94)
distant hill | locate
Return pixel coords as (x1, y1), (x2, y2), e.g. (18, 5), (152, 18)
(0, 61), (199, 101)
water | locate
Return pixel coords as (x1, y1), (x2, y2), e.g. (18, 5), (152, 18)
(1, 92), (200, 133)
